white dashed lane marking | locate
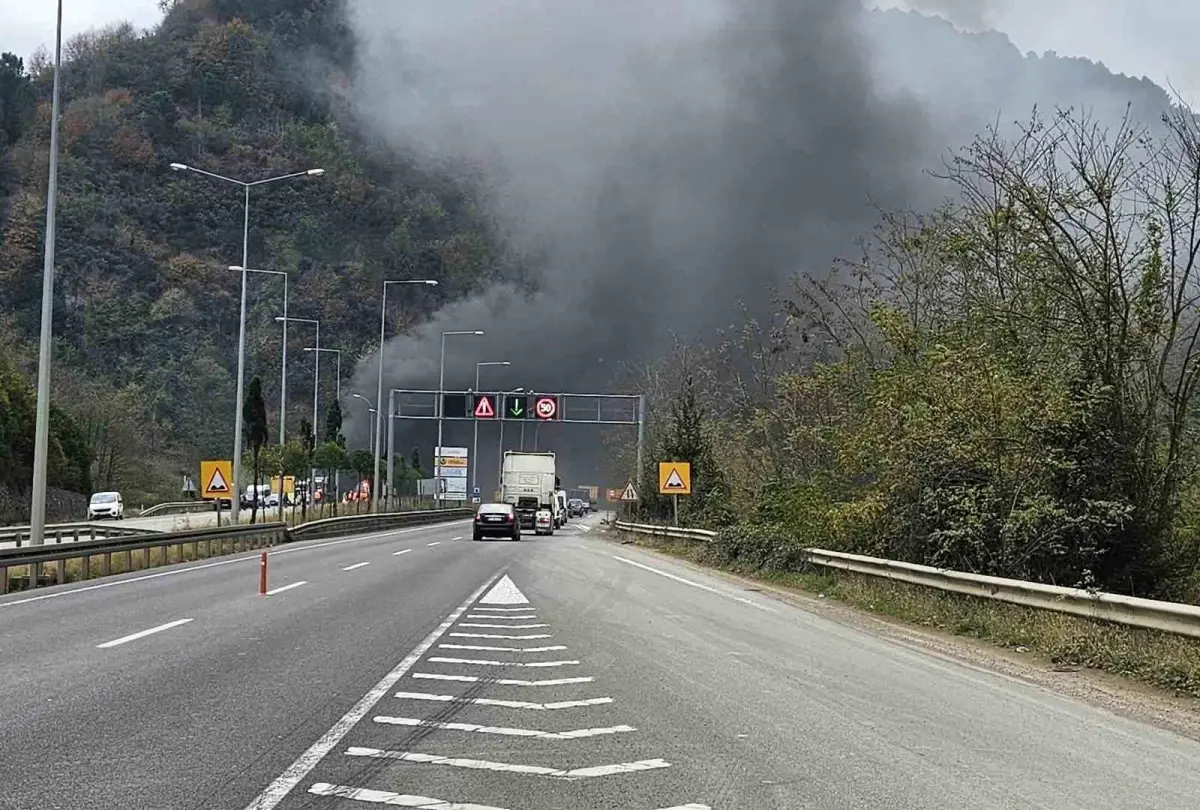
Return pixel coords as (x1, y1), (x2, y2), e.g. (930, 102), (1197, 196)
(392, 691), (613, 711)
(410, 673), (594, 686)
(96, 618), (193, 649)
(427, 657), (580, 668)
(341, 562), (370, 571)
(345, 747), (669, 779)
(372, 716), (637, 739)
(265, 581), (307, 596)
(438, 644), (568, 653)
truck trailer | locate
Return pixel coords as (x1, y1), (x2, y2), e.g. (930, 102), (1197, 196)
(501, 451), (557, 531)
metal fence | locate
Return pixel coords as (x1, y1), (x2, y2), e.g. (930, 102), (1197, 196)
(0, 521), (152, 549)
(612, 521), (1200, 640)
(0, 508), (475, 595)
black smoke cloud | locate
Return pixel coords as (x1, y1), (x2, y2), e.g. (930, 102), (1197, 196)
(340, 0), (934, 487)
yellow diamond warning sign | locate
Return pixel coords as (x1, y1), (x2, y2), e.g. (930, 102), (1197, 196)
(658, 462), (692, 495)
(201, 460), (233, 499)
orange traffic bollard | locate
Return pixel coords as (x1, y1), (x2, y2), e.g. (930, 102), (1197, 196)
(259, 551), (268, 595)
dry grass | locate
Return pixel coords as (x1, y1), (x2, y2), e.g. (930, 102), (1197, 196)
(621, 533), (1200, 698)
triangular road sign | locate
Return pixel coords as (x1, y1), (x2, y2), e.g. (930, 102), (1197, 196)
(619, 481), (639, 501)
(474, 395), (496, 418)
(663, 469), (686, 490)
(206, 466), (230, 494)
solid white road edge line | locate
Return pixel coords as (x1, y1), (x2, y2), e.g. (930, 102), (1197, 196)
(448, 633), (552, 640)
(612, 555), (777, 612)
(344, 747), (667, 779)
(240, 573), (500, 810)
(438, 644), (567, 653)
(96, 618), (193, 649)
(0, 521), (471, 609)
(307, 783), (509, 809)
(392, 691), (613, 711)
(372, 716), (637, 739)
(410, 673), (594, 686)
(427, 657), (579, 668)
(265, 581), (307, 596)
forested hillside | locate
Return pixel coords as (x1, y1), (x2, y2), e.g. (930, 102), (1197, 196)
(0, 0), (511, 511)
(0, 1), (1188, 521)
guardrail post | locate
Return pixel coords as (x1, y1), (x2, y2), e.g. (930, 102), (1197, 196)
(100, 551), (109, 577)
(56, 557), (65, 585)
(80, 553), (89, 581)
(15, 531), (23, 548)
(72, 527), (79, 543)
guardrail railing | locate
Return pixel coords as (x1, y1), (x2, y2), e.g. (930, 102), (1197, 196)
(0, 507), (476, 595)
(288, 508), (474, 541)
(0, 522), (284, 594)
(0, 522), (154, 548)
(136, 500), (221, 518)
(612, 521), (1200, 640)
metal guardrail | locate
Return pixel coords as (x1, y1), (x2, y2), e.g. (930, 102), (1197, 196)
(0, 522), (154, 548)
(288, 508), (474, 542)
(0, 508), (476, 595)
(136, 500), (220, 518)
(0, 522), (284, 594)
(612, 521), (1200, 640)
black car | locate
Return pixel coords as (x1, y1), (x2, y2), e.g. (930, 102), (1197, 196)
(473, 503), (521, 541)
(567, 498), (585, 518)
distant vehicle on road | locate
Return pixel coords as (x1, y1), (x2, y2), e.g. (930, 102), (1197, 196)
(554, 489), (569, 527)
(241, 484), (271, 509)
(534, 508), (554, 536)
(567, 498), (585, 518)
(473, 503), (521, 541)
(87, 491), (124, 520)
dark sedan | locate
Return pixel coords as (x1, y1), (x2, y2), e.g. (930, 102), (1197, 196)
(472, 503), (521, 541)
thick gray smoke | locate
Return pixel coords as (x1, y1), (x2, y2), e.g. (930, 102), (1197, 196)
(344, 0), (929, 409)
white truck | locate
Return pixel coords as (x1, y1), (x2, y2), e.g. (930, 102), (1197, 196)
(501, 451), (558, 531)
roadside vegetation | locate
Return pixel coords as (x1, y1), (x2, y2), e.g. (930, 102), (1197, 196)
(615, 106), (1200, 608)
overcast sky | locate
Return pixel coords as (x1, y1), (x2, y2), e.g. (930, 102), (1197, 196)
(1, 1), (1197, 103)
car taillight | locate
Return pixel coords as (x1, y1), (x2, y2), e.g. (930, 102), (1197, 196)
(474, 515), (482, 522)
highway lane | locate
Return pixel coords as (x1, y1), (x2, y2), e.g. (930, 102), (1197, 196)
(3, 516), (1200, 809)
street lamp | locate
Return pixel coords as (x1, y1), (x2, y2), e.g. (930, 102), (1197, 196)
(276, 316), (319, 503)
(472, 361), (510, 497)
(27, 0), (64, 550)
(373, 279), (439, 512)
(230, 266), (288, 445)
(497, 387), (525, 499)
(436, 330), (484, 508)
(351, 393), (375, 450)
(171, 162), (323, 520)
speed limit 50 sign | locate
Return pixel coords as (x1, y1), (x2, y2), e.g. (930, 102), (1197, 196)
(534, 395), (559, 420)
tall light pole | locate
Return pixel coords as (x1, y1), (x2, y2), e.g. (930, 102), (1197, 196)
(472, 361), (510, 497)
(436, 330), (484, 508)
(28, 0), (64, 550)
(171, 163), (323, 520)
(373, 279), (439, 512)
(229, 266), (288, 444)
(351, 393), (375, 450)
(497, 387), (525, 500)
(276, 316), (319, 502)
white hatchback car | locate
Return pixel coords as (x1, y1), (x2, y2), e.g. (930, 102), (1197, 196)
(88, 491), (124, 520)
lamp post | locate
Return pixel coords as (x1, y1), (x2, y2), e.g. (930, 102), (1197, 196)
(372, 279), (439, 512)
(351, 393), (376, 451)
(171, 163), (323, 520)
(276, 316), (319, 504)
(436, 330), (484, 508)
(497, 387), (525, 499)
(229, 266), (288, 445)
(472, 361), (510, 497)
(27, 0), (64, 551)
(306, 346), (342, 502)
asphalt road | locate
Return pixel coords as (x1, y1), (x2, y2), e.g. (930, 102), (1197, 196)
(2, 514), (1200, 809)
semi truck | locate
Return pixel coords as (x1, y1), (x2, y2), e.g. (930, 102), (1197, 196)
(501, 451), (558, 531)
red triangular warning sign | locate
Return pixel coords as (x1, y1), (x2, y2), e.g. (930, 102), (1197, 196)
(474, 396), (496, 418)
(663, 469), (686, 490)
(206, 467), (230, 493)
